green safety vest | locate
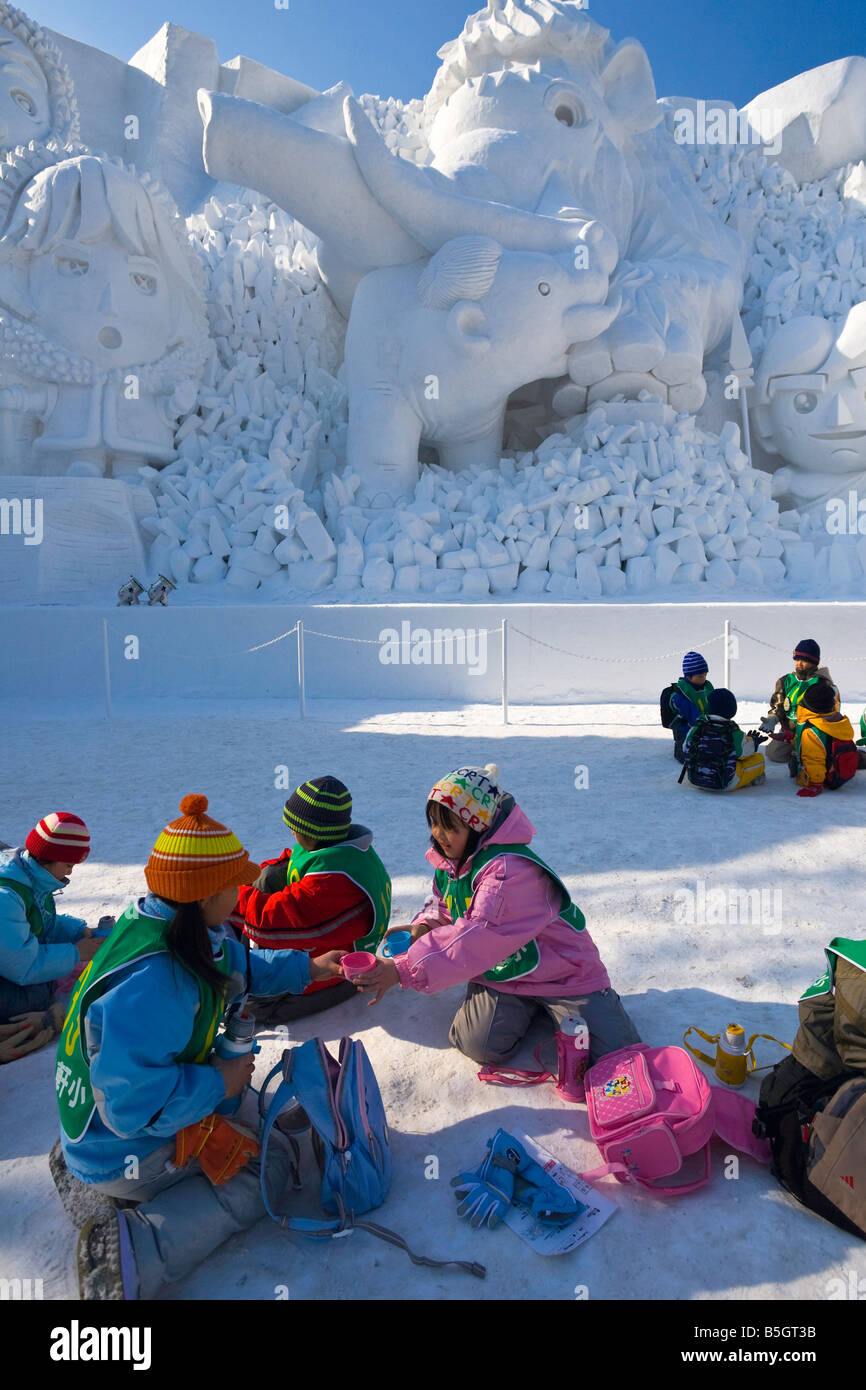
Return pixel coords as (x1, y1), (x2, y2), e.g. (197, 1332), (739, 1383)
(434, 843), (585, 983)
(859, 707), (866, 745)
(674, 677), (714, 719)
(56, 902), (231, 1143)
(285, 838), (392, 953)
(800, 938), (866, 1002)
(0, 876), (50, 938)
(781, 671), (822, 717)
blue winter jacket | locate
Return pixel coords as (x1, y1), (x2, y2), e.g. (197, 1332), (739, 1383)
(61, 894), (311, 1183)
(0, 848), (87, 986)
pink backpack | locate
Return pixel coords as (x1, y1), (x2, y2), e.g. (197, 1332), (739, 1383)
(581, 1044), (717, 1194)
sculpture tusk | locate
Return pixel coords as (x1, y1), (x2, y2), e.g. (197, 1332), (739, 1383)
(197, 89), (425, 275)
(564, 296), (622, 346)
(343, 96), (593, 258)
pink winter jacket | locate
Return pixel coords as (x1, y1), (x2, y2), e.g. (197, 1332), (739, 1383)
(392, 804), (610, 998)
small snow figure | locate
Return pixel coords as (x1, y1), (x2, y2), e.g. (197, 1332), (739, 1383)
(0, 154), (208, 479)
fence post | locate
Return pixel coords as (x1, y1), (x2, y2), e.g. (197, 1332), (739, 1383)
(297, 620), (306, 719)
(102, 618), (112, 721)
(501, 618), (509, 726)
(723, 618), (731, 690)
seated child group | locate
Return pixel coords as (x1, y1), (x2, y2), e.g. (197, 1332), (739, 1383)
(1, 632), (863, 1298)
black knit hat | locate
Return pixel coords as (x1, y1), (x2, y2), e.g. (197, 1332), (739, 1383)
(283, 776), (352, 843)
(801, 682), (835, 716)
(794, 638), (820, 665)
(708, 688), (737, 720)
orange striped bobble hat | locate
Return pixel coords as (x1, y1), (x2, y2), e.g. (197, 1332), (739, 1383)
(145, 795), (259, 903)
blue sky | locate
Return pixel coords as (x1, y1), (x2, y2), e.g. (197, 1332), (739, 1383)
(36, 0), (865, 108)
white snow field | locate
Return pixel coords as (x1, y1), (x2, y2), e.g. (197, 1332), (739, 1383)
(1, 697), (865, 1302)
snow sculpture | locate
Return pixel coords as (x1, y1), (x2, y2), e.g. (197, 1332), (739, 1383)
(752, 302), (866, 524)
(0, 2), (78, 154)
(345, 231), (617, 501)
(0, 153), (208, 478)
(198, 0), (743, 453)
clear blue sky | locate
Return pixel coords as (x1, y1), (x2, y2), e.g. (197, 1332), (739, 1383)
(37, 0), (865, 107)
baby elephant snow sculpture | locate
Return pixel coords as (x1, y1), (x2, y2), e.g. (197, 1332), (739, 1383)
(0, 153), (208, 478)
(345, 232), (617, 502)
(752, 302), (866, 523)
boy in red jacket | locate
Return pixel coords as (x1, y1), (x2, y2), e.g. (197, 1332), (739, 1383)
(237, 777), (391, 1022)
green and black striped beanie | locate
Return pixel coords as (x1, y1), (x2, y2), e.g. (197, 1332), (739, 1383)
(283, 776), (352, 843)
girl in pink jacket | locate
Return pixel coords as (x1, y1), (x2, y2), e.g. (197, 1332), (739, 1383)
(356, 763), (640, 1066)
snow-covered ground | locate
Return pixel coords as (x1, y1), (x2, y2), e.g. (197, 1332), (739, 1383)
(1, 698), (864, 1301)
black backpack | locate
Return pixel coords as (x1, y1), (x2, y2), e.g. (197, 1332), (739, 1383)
(754, 1056), (864, 1240)
(659, 682), (679, 729)
(678, 717), (736, 790)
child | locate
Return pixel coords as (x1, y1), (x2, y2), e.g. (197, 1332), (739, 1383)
(354, 764), (641, 1068)
(858, 707), (866, 769)
(761, 639), (839, 769)
(51, 794), (345, 1300)
(681, 689), (766, 791)
(0, 812), (107, 1053)
(236, 776), (391, 1023)
(669, 652), (714, 763)
(792, 685), (857, 797)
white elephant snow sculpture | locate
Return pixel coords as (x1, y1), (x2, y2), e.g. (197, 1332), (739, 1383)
(198, 0), (744, 428)
(344, 231), (617, 502)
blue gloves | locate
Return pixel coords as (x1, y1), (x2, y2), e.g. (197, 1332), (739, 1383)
(452, 1129), (581, 1229)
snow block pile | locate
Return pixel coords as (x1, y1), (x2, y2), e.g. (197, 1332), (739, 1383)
(318, 400), (801, 600)
(139, 190), (348, 592)
(358, 93), (431, 166)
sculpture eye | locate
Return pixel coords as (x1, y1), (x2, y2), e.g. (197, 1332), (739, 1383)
(793, 392), (818, 414)
(538, 281), (551, 296)
(10, 89), (35, 117)
(57, 254), (89, 277)
(547, 91), (586, 129)
(130, 271), (157, 295)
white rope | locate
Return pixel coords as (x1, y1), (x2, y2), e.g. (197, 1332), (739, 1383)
(507, 626), (725, 664)
(103, 622), (299, 661)
(734, 626), (866, 661)
(302, 626), (502, 645)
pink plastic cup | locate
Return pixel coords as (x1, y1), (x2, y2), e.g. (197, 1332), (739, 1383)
(340, 951), (377, 982)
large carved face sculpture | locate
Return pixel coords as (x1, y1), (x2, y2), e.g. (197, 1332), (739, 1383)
(754, 305), (866, 478)
(0, 156), (201, 372)
(0, 29), (50, 150)
(28, 235), (173, 370)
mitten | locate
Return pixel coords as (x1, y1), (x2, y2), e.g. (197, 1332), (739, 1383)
(451, 1128), (521, 1228)
(796, 784), (823, 798)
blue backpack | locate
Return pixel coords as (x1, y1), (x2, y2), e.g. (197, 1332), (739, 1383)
(258, 1036), (485, 1278)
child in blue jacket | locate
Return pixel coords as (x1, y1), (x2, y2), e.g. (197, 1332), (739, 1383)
(0, 812), (108, 1058)
(669, 652), (714, 762)
(52, 795), (346, 1300)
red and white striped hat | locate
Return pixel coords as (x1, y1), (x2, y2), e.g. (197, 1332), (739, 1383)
(26, 812), (91, 864)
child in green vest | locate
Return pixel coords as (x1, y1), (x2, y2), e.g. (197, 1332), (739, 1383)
(354, 763), (640, 1068)
(761, 638), (839, 770)
(0, 812), (108, 1059)
(51, 794), (346, 1300)
(669, 652), (714, 763)
(236, 776), (391, 1023)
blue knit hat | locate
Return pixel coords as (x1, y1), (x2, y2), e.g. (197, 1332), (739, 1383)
(708, 688), (737, 720)
(682, 651), (709, 677)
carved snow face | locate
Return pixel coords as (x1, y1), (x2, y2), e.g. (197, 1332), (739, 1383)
(27, 233), (174, 369)
(428, 62), (611, 215)
(759, 307), (866, 477)
(764, 371), (866, 476)
(0, 31), (51, 152)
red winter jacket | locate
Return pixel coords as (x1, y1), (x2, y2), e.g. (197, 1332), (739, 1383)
(237, 848), (372, 993)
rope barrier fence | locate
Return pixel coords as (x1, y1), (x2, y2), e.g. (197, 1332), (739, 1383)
(79, 614), (866, 724)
